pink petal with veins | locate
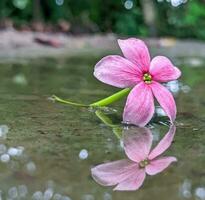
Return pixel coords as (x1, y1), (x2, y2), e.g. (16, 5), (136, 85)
(123, 127), (153, 162)
(148, 125), (176, 160)
(150, 56), (181, 82)
(123, 82), (155, 127)
(118, 38), (150, 73)
(114, 168), (146, 191)
(151, 81), (176, 122)
(94, 55), (142, 88)
(145, 156), (177, 175)
(91, 159), (138, 186)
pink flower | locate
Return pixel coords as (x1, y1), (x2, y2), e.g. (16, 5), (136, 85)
(94, 38), (181, 126)
(91, 126), (177, 191)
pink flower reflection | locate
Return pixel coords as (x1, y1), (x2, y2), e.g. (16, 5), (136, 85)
(91, 126), (177, 191)
(94, 38), (181, 126)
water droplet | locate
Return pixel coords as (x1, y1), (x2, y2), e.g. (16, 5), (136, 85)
(195, 187), (205, 199)
(124, 0), (133, 10)
(44, 188), (53, 200)
(180, 180), (192, 199)
(183, 190), (192, 199)
(181, 85), (191, 93)
(166, 80), (180, 94)
(171, 0), (187, 7)
(53, 193), (62, 200)
(13, 73), (28, 85)
(8, 187), (18, 199)
(26, 161), (36, 173)
(0, 125), (9, 138)
(8, 147), (19, 156)
(1, 154), (10, 163)
(156, 107), (166, 117)
(18, 185), (28, 197)
(16, 146), (25, 156)
(32, 191), (43, 200)
(56, 0), (64, 6)
(103, 192), (112, 200)
(13, 0), (28, 9)
(79, 149), (88, 160)
(188, 58), (203, 67)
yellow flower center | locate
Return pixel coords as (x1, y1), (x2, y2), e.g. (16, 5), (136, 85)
(143, 73), (152, 84)
(139, 159), (149, 168)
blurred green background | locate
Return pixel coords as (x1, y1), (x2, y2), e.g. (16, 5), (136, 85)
(0, 0), (205, 39)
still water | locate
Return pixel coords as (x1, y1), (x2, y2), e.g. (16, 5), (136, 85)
(0, 55), (204, 200)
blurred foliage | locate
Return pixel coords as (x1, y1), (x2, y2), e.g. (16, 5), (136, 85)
(0, 0), (205, 39)
(158, 0), (205, 39)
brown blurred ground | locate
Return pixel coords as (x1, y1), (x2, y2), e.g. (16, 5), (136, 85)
(0, 29), (205, 62)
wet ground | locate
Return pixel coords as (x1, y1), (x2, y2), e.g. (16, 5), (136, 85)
(0, 52), (204, 200)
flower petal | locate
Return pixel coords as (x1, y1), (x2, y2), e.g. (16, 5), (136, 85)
(118, 38), (150, 72)
(148, 125), (176, 160)
(123, 127), (153, 162)
(94, 55), (142, 88)
(145, 156), (177, 175)
(114, 169), (146, 191)
(123, 82), (155, 127)
(150, 56), (181, 82)
(91, 159), (138, 186)
(151, 81), (176, 122)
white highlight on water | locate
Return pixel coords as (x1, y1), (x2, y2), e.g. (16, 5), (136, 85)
(79, 149), (89, 160)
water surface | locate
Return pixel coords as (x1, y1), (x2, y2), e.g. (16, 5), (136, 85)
(0, 55), (204, 200)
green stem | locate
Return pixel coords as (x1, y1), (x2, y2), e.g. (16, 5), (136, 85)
(95, 110), (116, 128)
(90, 88), (131, 107)
(51, 95), (89, 107)
(52, 88), (131, 108)
(112, 127), (123, 140)
(95, 110), (122, 139)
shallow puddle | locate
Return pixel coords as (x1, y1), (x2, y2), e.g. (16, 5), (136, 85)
(0, 55), (204, 200)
